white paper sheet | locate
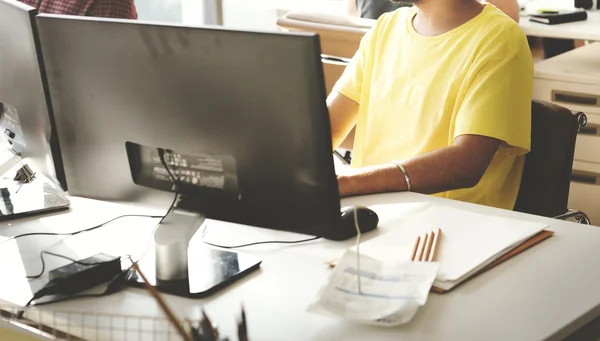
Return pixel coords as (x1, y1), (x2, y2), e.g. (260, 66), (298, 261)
(307, 250), (439, 326)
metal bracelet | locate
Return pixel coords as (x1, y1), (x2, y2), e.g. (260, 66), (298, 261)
(391, 161), (411, 192)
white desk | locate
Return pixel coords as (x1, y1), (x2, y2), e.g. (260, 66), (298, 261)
(1, 193), (600, 340)
(519, 0), (600, 40)
(520, 11), (600, 40)
(277, 0), (600, 42)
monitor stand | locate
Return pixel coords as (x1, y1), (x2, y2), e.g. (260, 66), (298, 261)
(125, 208), (262, 298)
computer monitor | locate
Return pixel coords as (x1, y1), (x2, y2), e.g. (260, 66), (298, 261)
(0, 0), (70, 218)
(36, 15), (368, 296)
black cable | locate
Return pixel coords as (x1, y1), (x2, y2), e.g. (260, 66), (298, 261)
(25, 293), (107, 308)
(202, 236), (321, 249)
(159, 192), (178, 224)
(157, 148), (179, 190)
(26, 253), (48, 280)
(0, 214), (163, 246)
(16, 159), (180, 309)
(157, 148), (179, 225)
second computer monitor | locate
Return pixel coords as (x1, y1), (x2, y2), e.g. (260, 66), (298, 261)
(0, 0), (66, 190)
(36, 15), (348, 239)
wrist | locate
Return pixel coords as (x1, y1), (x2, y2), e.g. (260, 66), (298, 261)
(337, 163), (408, 197)
(390, 161), (411, 192)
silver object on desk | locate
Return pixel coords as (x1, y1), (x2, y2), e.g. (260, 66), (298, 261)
(154, 208), (207, 281)
(13, 163), (36, 183)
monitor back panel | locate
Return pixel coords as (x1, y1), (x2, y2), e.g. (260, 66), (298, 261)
(36, 15), (342, 237)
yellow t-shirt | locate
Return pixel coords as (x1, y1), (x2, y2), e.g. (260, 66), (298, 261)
(333, 4), (533, 210)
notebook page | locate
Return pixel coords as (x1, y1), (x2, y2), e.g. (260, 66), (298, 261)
(351, 205), (548, 282)
(432, 237), (529, 291)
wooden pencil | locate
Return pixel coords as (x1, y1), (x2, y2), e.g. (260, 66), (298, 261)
(428, 228), (442, 262)
(418, 232), (429, 261)
(423, 231), (434, 261)
(411, 235), (421, 261)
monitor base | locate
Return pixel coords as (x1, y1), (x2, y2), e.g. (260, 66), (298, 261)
(125, 245), (262, 298)
(125, 208), (262, 298)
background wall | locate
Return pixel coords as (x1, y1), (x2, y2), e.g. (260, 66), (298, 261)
(135, 0), (343, 30)
(136, 0), (184, 23)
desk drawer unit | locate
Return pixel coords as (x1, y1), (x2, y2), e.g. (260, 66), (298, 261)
(533, 77), (600, 225)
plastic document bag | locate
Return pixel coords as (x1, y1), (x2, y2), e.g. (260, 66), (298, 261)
(307, 250), (439, 326)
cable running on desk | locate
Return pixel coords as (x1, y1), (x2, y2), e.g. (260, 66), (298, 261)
(202, 234), (321, 249)
(0, 214), (163, 246)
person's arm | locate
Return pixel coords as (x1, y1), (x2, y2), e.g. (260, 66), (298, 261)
(344, 0), (360, 17)
(483, 0), (520, 22)
(328, 18), (375, 150)
(337, 134), (501, 196)
(329, 91), (360, 150)
(89, 0), (138, 19)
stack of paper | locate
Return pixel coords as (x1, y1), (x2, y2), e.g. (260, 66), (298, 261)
(351, 205), (550, 291)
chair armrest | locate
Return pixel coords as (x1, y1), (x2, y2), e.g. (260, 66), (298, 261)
(553, 209), (592, 225)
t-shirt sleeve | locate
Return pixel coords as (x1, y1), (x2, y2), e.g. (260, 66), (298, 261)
(454, 54), (533, 155)
(331, 23), (377, 103)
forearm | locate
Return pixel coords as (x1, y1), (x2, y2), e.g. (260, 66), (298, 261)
(400, 145), (484, 194)
(338, 145), (487, 197)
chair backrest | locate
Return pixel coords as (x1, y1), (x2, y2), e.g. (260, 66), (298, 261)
(514, 100), (586, 217)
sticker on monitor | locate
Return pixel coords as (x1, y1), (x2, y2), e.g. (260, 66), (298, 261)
(125, 141), (240, 199)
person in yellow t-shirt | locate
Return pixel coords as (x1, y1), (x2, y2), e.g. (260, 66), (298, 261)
(330, 0), (533, 210)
